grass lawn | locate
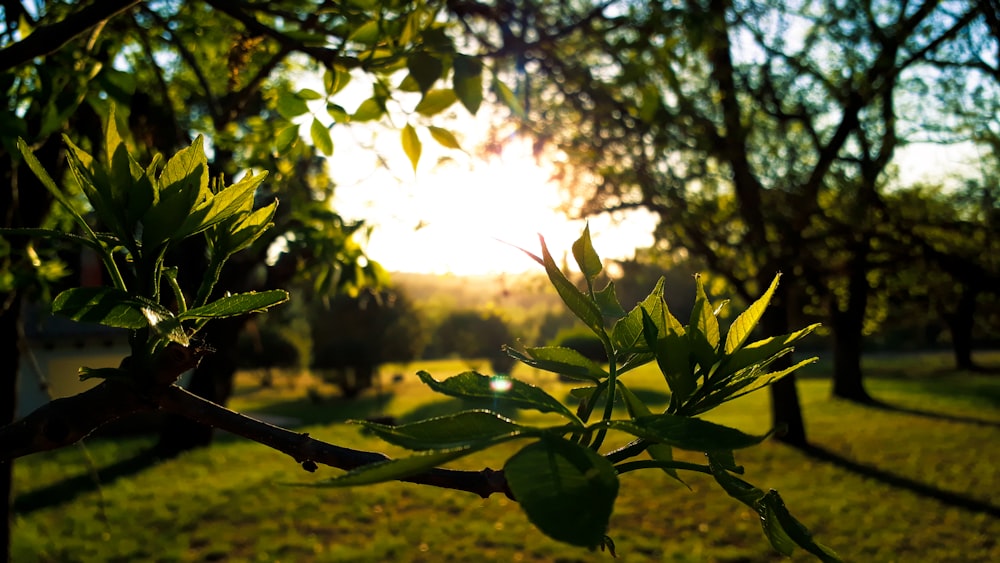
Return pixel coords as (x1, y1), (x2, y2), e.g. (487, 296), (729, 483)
(10, 351), (1000, 562)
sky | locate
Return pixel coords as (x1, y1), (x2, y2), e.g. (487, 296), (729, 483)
(315, 78), (658, 276)
(328, 135), (657, 276)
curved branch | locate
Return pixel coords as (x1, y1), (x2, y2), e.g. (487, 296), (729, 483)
(0, 380), (153, 459)
(156, 385), (512, 499)
(0, 0), (140, 73)
(204, 0), (360, 70)
(0, 345), (513, 500)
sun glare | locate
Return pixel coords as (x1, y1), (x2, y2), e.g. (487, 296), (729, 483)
(330, 134), (656, 276)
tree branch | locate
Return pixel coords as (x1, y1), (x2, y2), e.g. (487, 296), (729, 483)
(204, 0), (361, 70)
(156, 385), (512, 499)
(0, 0), (140, 73)
(0, 347), (513, 500)
(0, 380), (152, 459)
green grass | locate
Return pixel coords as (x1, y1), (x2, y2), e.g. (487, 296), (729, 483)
(11, 352), (1000, 562)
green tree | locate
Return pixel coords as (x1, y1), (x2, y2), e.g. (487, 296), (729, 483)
(311, 288), (428, 397)
(451, 0), (995, 441)
(431, 309), (516, 373)
(883, 182), (1000, 369)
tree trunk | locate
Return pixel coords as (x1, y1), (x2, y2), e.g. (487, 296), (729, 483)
(154, 315), (246, 456)
(830, 311), (873, 402)
(0, 129), (60, 563)
(0, 295), (20, 563)
(831, 242), (875, 402)
(763, 287), (808, 447)
(945, 285), (979, 371)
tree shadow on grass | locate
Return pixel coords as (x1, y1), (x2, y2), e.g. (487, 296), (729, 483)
(795, 442), (1000, 518)
(13, 446), (163, 515)
(13, 392), (394, 515)
(860, 398), (1000, 429)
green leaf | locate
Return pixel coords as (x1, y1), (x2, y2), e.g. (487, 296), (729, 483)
(507, 346), (607, 382)
(505, 437), (619, 548)
(16, 138), (94, 237)
(159, 135), (208, 200)
(492, 77), (525, 117)
(417, 371), (581, 424)
(326, 103), (350, 124)
(646, 442), (683, 484)
(612, 278), (665, 352)
(352, 97), (384, 122)
(276, 90), (310, 119)
(126, 153), (156, 228)
(605, 415), (769, 451)
(708, 455), (841, 562)
(715, 324), (820, 382)
(406, 52), (443, 93)
(452, 55), (483, 114)
(215, 200), (278, 256)
(641, 305), (694, 404)
(145, 136), (210, 246)
(572, 224), (602, 285)
(356, 410), (532, 450)
(316, 448), (478, 487)
(616, 381), (652, 418)
(536, 235), (605, 337)
(310, 118), (334, 156)
(62, 137), (121, 241)
(275, 123), (299, 153)
(594, 281), (626, 321)
(179, 290), (288, 320)
(725, 274), (780, 354)
(173, 170), (268, 243)
(52, 287), (170, 330)
(349, 20), (380, 44)
(401, 123), (422, 172)
(762, 490), (842, 562)
(427, 126), (463, 150)
(297, 88), (324, 100)
(414, 89), (457, 116)
(689, 275), (720, 369)
(104, 105), (134, 226)
(708, 357), (817, 406)
(323, 66), (352, 95)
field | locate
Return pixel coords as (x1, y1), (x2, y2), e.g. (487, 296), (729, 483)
(10, 351), (1000, 562)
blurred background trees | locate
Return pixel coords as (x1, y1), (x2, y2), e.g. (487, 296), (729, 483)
(451, 0), (998, 443)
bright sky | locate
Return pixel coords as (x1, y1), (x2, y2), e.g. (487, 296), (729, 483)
(324, 109), (657, 276)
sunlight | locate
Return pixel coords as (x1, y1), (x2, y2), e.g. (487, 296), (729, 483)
(330, 135), (657, 275)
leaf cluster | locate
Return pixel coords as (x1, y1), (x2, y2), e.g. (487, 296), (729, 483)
(317, 226), (836, 560)
(8, 108), (288, 382)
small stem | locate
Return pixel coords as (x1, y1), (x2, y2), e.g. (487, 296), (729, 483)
(163, 268), (187, 314)
(589, 338), (618, 451)
(614, 459), (711, 476)
(193, 255), (227, 309)
(100, 245), (128, 292)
